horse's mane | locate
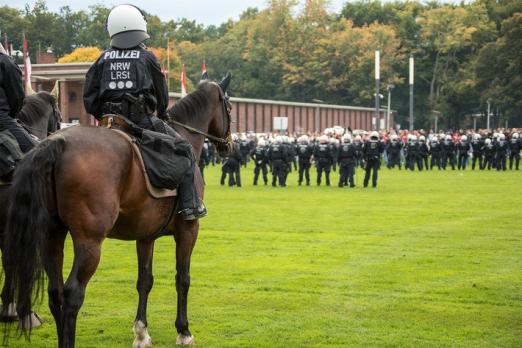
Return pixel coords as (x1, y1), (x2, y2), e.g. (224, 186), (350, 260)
(17, 91), (56, 124)
(169, 82), (213, 123)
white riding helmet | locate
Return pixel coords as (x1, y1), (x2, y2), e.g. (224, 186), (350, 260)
(319, 135), (328, 143)
(107, 5), (150, 49)
(342, 134), (352, 143)
(473, 133), (481, 140)
(499, 133), (506, 141)
(391, 134), (398, 141)
(274, 136), (283, 144)
(411, 135), (418, 142)
(461, 135), (467, 142)
(419, 135), (426, 142)
(485, 138), (492, 145)
(257, 139), (266, 147)
(370, 131), (379, 139)
(513, 133), (519, 139)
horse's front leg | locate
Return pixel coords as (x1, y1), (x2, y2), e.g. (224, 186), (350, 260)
(174, 220), (199, 346)
(133, 239), (155, 348)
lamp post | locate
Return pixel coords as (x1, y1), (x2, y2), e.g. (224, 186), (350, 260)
(386, 84), (394, 130)
(374, 50), (380, 131)
(432, 110), (441, 132)
(486, 98), (491, 130)
(409, 55), (414, 131)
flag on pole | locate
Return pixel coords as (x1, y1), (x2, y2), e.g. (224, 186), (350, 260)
(180, 64), (187, 97)
(201, 60), (209, 80)
(2, 33), (9, 56)
(23, 34), (32, 92)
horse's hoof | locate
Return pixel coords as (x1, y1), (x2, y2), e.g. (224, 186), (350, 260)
(0, 303), (18, 322)
(133, 320), (152, 348)
(176, 334), (194, 346)
(18, 312), (43, 330)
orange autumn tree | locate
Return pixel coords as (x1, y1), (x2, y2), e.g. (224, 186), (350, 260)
(58, 47), (101, 63)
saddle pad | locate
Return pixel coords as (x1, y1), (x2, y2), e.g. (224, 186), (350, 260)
(111, 129), (177, 199)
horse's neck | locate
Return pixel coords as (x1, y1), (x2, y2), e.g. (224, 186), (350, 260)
(174, 126), (205, 162)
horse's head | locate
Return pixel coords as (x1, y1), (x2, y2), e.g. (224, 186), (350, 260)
(205, 73), (233, 156)
(18, 91), (62, 139)
(169, 73), (233, 156)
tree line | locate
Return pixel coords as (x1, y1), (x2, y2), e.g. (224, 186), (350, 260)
(1, 0), (521, 129)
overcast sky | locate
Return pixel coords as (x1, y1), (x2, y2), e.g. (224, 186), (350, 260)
(3, 0), (348, 26)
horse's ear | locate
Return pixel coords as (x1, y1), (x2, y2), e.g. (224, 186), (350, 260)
(51, 80), (60, 101)
(218, 72), (231, 92)
(25, 80), (36, 96)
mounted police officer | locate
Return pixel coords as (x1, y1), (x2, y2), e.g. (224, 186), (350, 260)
(362, 131), (384, 188)
(314, 135), (334, 186)
(0, 42), (37, 154)
(337, 134), (357, 188)
(251, 138), (269, 185)
(83, 4), (206, 220)
(296, 135), (313, 186)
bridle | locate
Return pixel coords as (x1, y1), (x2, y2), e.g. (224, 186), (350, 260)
(18, 97), (62, 138)
(168, 82), (232, 147)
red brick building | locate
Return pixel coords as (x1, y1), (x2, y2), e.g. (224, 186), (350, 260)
(27, 63), (393, 132)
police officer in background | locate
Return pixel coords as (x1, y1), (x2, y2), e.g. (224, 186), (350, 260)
(224, 134), (243, 186)
(337, 133), (357, 187)
(419, 135), (430, 170)
(314, 135), (334, 186)
(495, 133), (508, 171)
(508, 132), (521, 170)
(457, 135), (470, 170)
(363, 131), (384, 188)
(239, 134), (250, 168)
(251, 138), (269, 185)
(482, 138), (495, 170)
(268, 135), (288, 187)
(470, 133), (484, 170)
(429, 136), (442, 170)
(0, 41), (37, 153)
(297, 135), (314, 186)
(198, 140), (210, 183)
(441, 135), (456, 170)
(386, 134), (402, 170)
(83, 4), (206, 220)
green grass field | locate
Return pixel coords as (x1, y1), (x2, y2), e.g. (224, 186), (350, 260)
(6, 164), (522, 347)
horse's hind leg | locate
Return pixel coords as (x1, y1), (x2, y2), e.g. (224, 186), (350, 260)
(173, 221), (199, 346)
(44, 225), (68, 343)
(60, 238), (103, 348)
(133, 239), (154, 348)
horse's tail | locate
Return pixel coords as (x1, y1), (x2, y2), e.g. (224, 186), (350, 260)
(4, 136), (66, 322)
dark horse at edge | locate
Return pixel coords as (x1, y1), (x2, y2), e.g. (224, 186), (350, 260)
(3, 76), (232, 347)
(0, 88), (61, 326)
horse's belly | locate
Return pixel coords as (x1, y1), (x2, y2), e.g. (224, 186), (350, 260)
(108, 199), (174, 240)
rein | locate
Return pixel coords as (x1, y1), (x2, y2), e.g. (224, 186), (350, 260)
(168, 119), (228, 144)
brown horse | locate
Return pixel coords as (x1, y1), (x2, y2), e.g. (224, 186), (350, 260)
(3, 76), (232, 347)
(0, 89), (62, 325)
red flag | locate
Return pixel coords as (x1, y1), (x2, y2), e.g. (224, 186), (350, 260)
(180, 64), (187, 97)
(23, 34), (32, 92)
(201, 61), (209, 80)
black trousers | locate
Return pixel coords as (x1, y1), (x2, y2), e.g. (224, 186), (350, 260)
(253, 163), (268, 185)
(509, 153), (520, 170)
(364, 158), (380, 187)
(472, 155), (483, 170)
(387, 154), (401, 169)
(271, 160), (286, 187)
(136, 115), (200, 211)
(497, 156), (507, 171)
(339, 163), (355, 187)
(430, 155), (441, 170)
(0, 114), (37, 153)
(316, 162), (331, 186)
(298, 161), (311, 184)
(457, 154), (468, 170)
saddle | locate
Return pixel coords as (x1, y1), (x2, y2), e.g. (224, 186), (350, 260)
(100, 114), (193, 198)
